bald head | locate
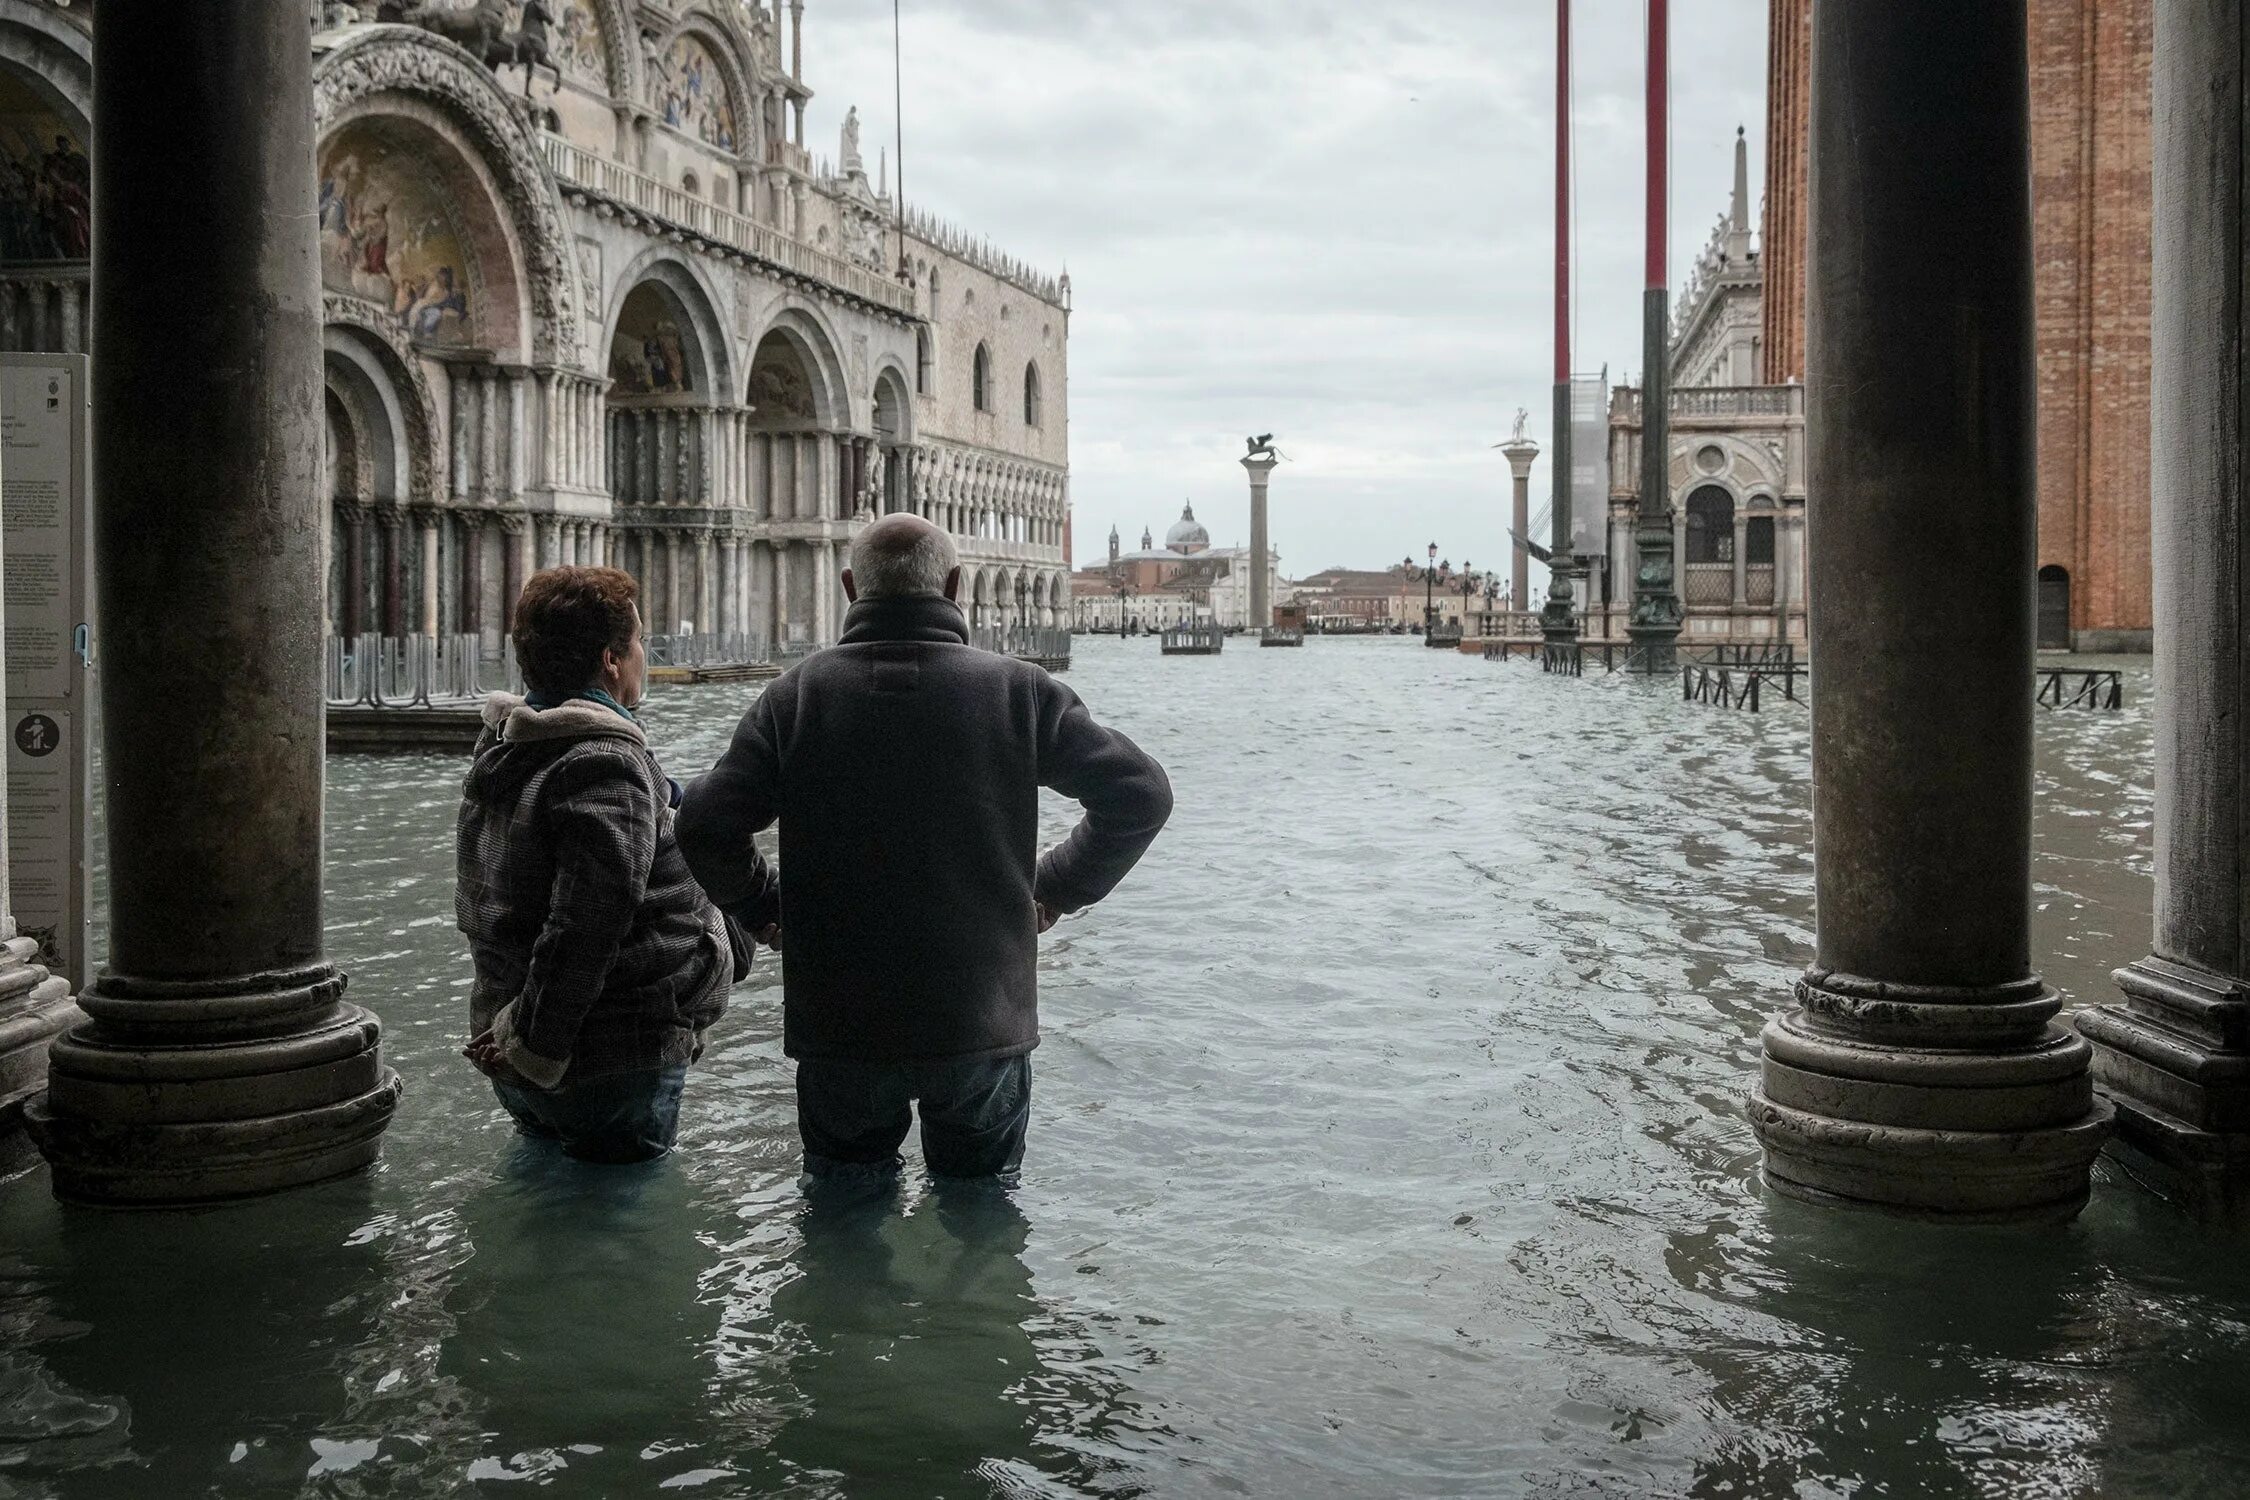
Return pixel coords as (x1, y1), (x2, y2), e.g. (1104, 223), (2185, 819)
(846, 513), (961, 603)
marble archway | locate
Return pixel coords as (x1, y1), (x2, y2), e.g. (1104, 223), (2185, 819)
(604, 256), (732, 638)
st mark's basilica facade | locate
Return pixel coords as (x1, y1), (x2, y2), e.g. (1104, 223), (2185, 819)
(0, 0), (1071, 651)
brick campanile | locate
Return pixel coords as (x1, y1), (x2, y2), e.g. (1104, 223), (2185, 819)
(1760, 0), (1811, 386)
(1761, 0), (2153, 647)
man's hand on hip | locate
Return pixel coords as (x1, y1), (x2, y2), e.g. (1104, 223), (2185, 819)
(1036, 902), (1059, 934)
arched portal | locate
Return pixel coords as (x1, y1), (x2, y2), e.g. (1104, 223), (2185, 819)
(318, 113), (529, 357)
(604, 260), (729, 639)
(323, 327), (424, 640)
(740, 310), (851, 649)
(2038, 564), (2072, 651)
(871, 367), (913, 514)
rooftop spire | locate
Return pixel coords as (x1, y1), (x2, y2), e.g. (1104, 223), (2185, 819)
(1727, 124), (1754, 261)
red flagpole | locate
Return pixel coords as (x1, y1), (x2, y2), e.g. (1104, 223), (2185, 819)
(1555, 0), (1571, 386)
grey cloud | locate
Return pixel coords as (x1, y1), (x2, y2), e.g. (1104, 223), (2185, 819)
(806, 0), (1767, 572)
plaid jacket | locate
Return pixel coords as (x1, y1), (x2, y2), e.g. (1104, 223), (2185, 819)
(455, 693), (777, 1087)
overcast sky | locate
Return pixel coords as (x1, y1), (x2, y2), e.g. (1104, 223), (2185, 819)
(807, 0), (1768, 576)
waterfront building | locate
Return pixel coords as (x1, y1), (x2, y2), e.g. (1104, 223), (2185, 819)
(1068, 505), (1279, 632)
(0, 0), (1072, 654)
(1762, 0), (2152, 650)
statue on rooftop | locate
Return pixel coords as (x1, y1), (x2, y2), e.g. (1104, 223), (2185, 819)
(840, 106), (863, 176)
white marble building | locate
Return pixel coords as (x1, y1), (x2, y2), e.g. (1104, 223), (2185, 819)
(1592, 128), (1807, 647)
(0, 0), (1071, 650)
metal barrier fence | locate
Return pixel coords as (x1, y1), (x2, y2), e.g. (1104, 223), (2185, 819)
(2037, 668), (2123, 709)
(324, 634), (509, 707)
(972, 626), (1074, 661)
(1684, 665), (1763, 711)
(645, 633), (772, 669)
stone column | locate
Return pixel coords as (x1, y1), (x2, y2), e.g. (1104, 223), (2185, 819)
(29, 0), (399, 1203)
(691, 534), (711, 633)
(1241, 453), (1277, 630)
(664, 531), (685, 634)
(1503, 439), (1537, 610)
(500, 518), (525, 631)
(719, 537), (741, 637)
(419, 511), (441, 636)
(1747, 0), (2108, 1221)
(380, 508), (406, 638)
(478, 368), (501, 503)
(1731, 512), (1749, 613)
(460, 513), (485, 642)
(341, 504), (367, 640)
(2077, 0), (2250, 1216)
(770, 538), (792, 644)
(811, 541), (834, 644)
(449, 367), (473, 502)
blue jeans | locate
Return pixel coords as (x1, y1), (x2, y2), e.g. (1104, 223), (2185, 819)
(493, 1063), (687, 1164)
(796, 1054), (1032, 1181)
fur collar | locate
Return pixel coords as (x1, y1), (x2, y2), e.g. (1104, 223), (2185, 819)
(480, 692), (646, 747)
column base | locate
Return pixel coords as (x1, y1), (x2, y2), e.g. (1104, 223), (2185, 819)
(1625, 624), (1681, 674)
(2077, 955), (2250, 1220)
(24, 964), (401, 1206)
(0, 938), (83, 1182)
(1749, 973), (2112, 1221)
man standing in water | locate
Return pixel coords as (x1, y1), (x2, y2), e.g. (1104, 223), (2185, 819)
(679, 514), (1171, 1182)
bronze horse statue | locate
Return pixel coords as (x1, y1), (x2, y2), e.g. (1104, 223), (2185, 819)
(406, 0), (563, 97)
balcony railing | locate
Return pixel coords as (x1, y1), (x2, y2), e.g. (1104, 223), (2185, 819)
(1612, 385), (1804, 424)
(539, 133), (918, 318)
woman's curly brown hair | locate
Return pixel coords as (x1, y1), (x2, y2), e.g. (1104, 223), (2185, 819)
(512, 566), (639, 698)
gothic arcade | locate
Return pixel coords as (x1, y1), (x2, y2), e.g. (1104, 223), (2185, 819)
(0, 0), (1072, 650)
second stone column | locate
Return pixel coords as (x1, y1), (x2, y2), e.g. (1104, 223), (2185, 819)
(1747, 0), (2110, 1220)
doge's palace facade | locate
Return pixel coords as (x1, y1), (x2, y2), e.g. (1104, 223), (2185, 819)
(0, 0), (1070, 651)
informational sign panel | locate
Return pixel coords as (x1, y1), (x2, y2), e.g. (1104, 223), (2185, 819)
(1569, 371), (1611, 559)
(2, 355), (92, 990)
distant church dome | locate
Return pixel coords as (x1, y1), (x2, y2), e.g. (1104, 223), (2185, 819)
(1166, 502), (1210, 555)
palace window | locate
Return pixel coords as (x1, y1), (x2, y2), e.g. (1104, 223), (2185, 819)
(973, 343), (992, 412)
(1024, 361), (1042, 426)
(1746, 514), (1776, 566)
(1685, 486), (1736, 564)
(916, 327), (934, 396)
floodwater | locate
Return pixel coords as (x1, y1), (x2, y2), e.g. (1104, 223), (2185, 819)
(3, 636), (2246, 1499)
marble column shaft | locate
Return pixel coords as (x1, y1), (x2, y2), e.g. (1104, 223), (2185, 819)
(419, 513), (441, 637)
(29, 0), (399, 1203)
(1747, 0), (2108, 1221)
(2077, 0), (2250, 1217)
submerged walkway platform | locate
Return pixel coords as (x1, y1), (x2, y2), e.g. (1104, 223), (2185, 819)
(327, 704), (485, 753)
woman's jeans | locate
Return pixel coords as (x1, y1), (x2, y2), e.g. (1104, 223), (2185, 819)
(493, 1063), (688, 1164)
(795, 1054), (1031, 1181)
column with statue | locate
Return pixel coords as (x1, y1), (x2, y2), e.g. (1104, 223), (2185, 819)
(1240, 435), (1279, 632)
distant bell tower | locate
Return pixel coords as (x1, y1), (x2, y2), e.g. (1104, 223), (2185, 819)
(1109, 524), (1120, 567)
(1141, 526), (1153, 551)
